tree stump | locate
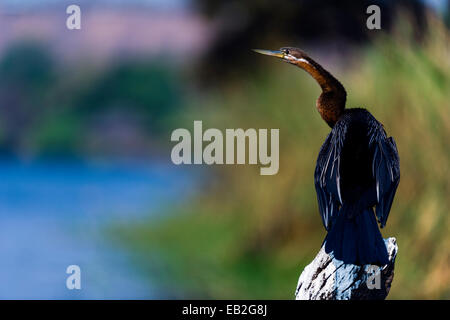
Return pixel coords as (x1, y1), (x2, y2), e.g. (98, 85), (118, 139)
(295, 237), (398, 300)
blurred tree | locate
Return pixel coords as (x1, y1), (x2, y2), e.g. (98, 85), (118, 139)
(192, 0), (428, 83)
(0, 43), (184, 156)
(0, 42), (55, 153)
(445, 0), (450, 27)
(74, 61), (182, 135)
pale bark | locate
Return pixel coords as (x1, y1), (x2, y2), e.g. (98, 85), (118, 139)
(295, 237), (398, 300)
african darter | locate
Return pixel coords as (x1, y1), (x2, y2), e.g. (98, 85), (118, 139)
(254, 48), (400, 265)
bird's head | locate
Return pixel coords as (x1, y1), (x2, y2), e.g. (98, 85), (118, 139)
(253, 47), (347, 127)
(253, 47), (313, 68)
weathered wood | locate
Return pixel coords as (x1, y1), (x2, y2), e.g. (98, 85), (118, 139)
(295, 237), (398, 300)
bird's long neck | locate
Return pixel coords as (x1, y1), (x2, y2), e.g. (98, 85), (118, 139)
(294, 56), (346, 127)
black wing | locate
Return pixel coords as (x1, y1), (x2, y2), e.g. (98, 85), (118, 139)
(314, 123), (347, 231)
(369, 122), (400, 228)
(314, 116), (400, 231)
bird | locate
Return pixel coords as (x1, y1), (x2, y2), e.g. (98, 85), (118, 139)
(254, 47), (400, 266)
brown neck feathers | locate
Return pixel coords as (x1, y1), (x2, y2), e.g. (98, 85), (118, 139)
(294, 56), (346, 127)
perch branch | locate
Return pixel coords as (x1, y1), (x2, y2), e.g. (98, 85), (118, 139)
(295, 237), (398, 300)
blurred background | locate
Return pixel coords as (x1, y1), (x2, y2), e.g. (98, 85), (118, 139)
(0, 0), (448, 299)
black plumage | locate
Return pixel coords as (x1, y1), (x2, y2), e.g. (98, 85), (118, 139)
(315, 108), (400, 265)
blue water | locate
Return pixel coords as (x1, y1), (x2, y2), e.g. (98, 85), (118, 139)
(0, 158), (193, 299)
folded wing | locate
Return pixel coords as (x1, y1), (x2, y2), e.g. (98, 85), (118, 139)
(314, 124), (346, 230)
(314, 118), (400, 230)
(369, 123), (400, 228)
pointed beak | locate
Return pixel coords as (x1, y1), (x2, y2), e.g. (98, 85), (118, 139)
(252, 49), (285, 59)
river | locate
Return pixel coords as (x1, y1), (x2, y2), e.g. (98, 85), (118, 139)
(0, 157), (193, 299)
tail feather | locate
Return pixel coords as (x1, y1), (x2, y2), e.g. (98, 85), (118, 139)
(324, 204), (389, 266)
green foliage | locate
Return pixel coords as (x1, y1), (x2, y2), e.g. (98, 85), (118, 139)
(28, 114), (84, 156)
(0, 44), (183, 155)
(0, 42), (54, 91)
(74, 61), (182, 133)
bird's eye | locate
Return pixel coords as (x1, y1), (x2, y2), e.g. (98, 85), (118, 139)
(282, 49), (289, 55)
